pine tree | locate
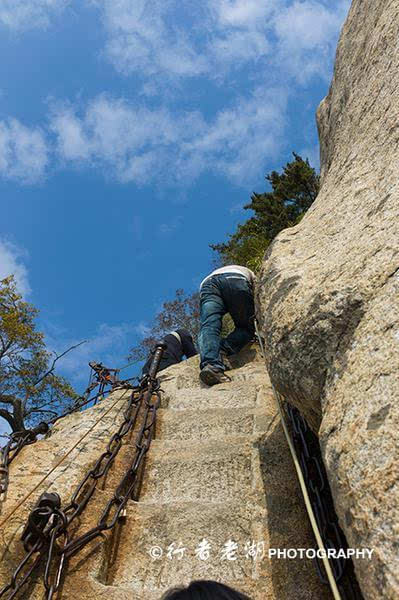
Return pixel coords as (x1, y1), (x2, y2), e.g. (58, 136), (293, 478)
(211, 153), (320, 271)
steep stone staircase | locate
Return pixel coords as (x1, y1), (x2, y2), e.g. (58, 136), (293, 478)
(97, 346), (331, 599)
(106, 347), (275, 598)
(0, 345), (331, 600)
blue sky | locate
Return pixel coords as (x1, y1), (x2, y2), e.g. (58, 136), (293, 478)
(0, 0), (350, 423)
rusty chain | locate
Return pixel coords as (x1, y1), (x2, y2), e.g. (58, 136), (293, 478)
(80, 361), (121, 406)
(0, 342), (166, 600)
(0, 361), (137, 499)
(284, 403), (364, 600)
(61, 378), (161, 558)
(0, 423), (49, 499)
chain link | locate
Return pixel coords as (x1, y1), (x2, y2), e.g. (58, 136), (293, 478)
(0, 494), (62, 599)
(0, 423), (49, 499)
(0, 539), (43, 600)
(284, 403), (364, 600)
(0, 344), (166, 600)
(0, 360), (137, 500)
(62, 381), (161, 558)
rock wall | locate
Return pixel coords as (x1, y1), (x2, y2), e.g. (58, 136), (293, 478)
(256, 0), (399, 598)
(0, 346), (330, 599)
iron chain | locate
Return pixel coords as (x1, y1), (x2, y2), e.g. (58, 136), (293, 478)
(285, 403), (364, 600)
(0, 423), (49, 498)
(0, 345), (165, 599)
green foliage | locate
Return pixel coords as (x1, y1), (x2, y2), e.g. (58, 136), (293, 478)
(128, 289), (200, 363)
(211, 153), (320, 272)
(0, 275), (80, 433)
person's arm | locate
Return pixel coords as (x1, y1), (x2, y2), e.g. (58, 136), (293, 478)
(183, 336), (197, 358)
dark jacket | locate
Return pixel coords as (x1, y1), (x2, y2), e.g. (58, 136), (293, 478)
(142, 329), (197, 375)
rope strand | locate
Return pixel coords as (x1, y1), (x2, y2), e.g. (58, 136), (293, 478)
(254, 318), (342, 600)
(0, 388), (131, 531)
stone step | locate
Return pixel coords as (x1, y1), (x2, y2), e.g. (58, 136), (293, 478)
(106, 501), (273, 599)
(155, 406), (275, 441)
(139, 438), (263, 504)
(160, 381), (260, 410)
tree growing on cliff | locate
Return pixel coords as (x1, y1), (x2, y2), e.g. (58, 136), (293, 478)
(128, 288), (200, 362)
(211, 153), (320, 271)
(0, 276), (81, 433)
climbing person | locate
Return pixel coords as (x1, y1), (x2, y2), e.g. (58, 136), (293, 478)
(198, 264), (255, 386)
(161, 579), (252, 599)
(141, 329), (197, 376)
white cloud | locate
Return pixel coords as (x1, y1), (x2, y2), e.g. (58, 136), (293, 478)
(99, 0), (208, 78)
(272, 0), (351, 82)
(209, 29), (270, 67)
(97, 0), (274, 79)
(214, 0), (278, 27)
(50, 108), (90, 161)
(50, 96), (203, 183)
(96, 0), (277, 79)
(0, 0), (349, 187)
(186, 86), (288, 181)
(50, 87), (287, 185)
(95, 0), (349, 84)
(0, 0), (68, 31)
(0, 118), (48, 183)
(274, 1), (350, 50)
(207, 0), (276, 68)
(0, 239), (30, 296)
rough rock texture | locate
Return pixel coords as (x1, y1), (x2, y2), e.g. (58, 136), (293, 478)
(256, 1), (399, 598)
(0, 347), (330, 599)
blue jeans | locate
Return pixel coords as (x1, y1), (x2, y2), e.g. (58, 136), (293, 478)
(198, 274), (255, 370)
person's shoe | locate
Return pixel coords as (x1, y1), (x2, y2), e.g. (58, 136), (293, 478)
(220, 350), (233, 371)
(199, 364), (231, 386)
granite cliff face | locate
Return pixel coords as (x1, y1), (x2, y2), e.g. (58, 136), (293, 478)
(256, 0), (399, 598)
(0, 347), (329, 599)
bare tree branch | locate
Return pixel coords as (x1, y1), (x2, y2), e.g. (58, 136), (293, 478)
(25, 398), (70, 415)
(0, 408), (16, 430)
(0, 394), (17, 406)
(33, 340), (87, 387)
(28, 408), (58, 417)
